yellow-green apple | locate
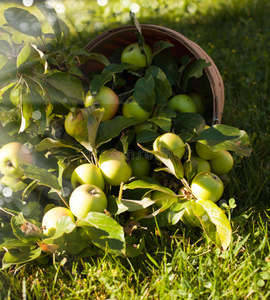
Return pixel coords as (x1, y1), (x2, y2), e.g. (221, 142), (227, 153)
(190, 171), (224, 203)
(153, 132), (185, 159)
(168, 94), (197, 113)
(181, 202), (201, 227)
(85, 86), (119, 121)
(42, 206), (75, 237)
(121, 42), (152, 68)
(64, 110), (86, 138)
(98, 149), (132, 186)
(0, 142), (33, 178)
(188, 92), (206, 115)
(209, 150), (234, 175)
(130, 155), (151, 178)
(122, 96), (151, 122)
(71, 163), (105, 190)
(151, 189), (178, 207)
(195, 141), (220, 160)
(195, 156), (211, 173)
(69, 184), (107, 218)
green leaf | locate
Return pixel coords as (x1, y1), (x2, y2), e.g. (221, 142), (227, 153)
(4, 7), (42, 38)
(36, 3), (61, 41)
(68, 66), (83, 77)
(35, 137), (80, 152)
(196, 124), (252, 157)
(173, 113), (205, 136)
(192, 199), (232, 250)
(84, 53), (110, 66)
(136, 129), (159, 143)
(2, 247), (42, 269)
(181, 59), (211, 92)
(118, 197), (155, 213)
(77, 212), (125, 255)
(0, 238), (32, 251)
(133, 72), (155, 113)
(153, 41), (174, 57)
(17, 42), (34, 68)
(45, 70), (84, 100)
(0, 58), (17, 88)
(58, 18), (70, 45)
(148, 116), (171, 132)
(95, 116), (138, 148)
(0, 26), (12, 37)
(0, 55), (9, 69)
(19, 92), (32, 133)
(21, 164), (61, 191)
(125, 236), (144, 258)
(0, 40), (11, 57)
(146, 66), (172, 105)
(11, 213), (42, 243)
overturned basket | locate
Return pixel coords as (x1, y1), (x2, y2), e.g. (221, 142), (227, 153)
(83, 24), (224, 124)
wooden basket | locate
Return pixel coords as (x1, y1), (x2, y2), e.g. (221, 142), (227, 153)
(83, 24), (224, 124)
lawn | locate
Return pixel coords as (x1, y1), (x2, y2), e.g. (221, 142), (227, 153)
(0, 0), (269, 299)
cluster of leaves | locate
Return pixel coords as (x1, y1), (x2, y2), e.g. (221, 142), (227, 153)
(0, 6), (252, 268)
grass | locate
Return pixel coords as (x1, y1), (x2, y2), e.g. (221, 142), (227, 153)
(0, 0), (270, 299)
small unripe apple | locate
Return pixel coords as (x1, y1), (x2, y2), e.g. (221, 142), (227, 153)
(98, 149), (132, 186)
(130, 155), (151, 178)
(71, 163), (105, 190)
(168, 94), (197, 113)
(190, 171), (224, 203)
(188, 92), (206, 115)
(122, 96), (151, 122)
(153, 132), (185, 159)
(69, 184), (107, 218)
(121, 42), (152, 68)
(195, 141), (220, 160)
(209, 150), (234, 175)
(0, 142), (33, 178)
(85, 86), (119, 121)
(64, 110), (85, 138)
(195, 156), (211, 174)
(42, 206), (75, 237)
(181, 202), (201, 227)
(151, 190), (178, 207)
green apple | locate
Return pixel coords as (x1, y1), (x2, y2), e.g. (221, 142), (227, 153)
(168, 94), (197, 113)
(121, 42), (152, 68)
(195, 141), (220, 160)
(130, 155), (151, 178)
(153, 132), (185, 159)
(71, 163), (105, 190)
(42, 206), (75, 237)
(98, 149), (132, 186)
(183, 156), (211, 181)
(64, 110), (85, 138)
(195, 156), (211, 174)
(181, 202), (201, 227)
(188, 92), (206, 115)
(209, 150), (234, 175)
(190, 171), (224, 203)
(69, 184), (107, 218)
(122, 96), (151, 122)
(85, 86), (119, 121)
(151, 189), (178, 207)
(0, 142), (33, 178)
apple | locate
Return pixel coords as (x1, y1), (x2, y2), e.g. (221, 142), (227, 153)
(168, 94), (197, 113)
(122, 96), (151, 122)
(85, 86), (119, 121)
(151, 190), (178, 207)
(0, 142), (33, 178)
(181, 203), (201, 227)
(188, 92), (206, 115)
(183, 156), (211, 181)
(130, 155), (151, 178)
(71, 163), (105, 190)
(64, 110), (85, 138)
(190, 171), (224, 203)
(195, 156), (211, 174)
(195, 141), (220, 160)
(209, 150), (234, 175)
(98, 149), (132, 186)
(121, 42), (152, 68)
(153, 132), (185, 159)
(42, 206), (75, 237)
(69, 184), (107, 218)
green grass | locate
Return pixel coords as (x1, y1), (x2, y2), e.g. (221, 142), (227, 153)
(0, 0), (270, 299)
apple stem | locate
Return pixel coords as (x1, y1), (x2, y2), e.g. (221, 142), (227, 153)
(56, 190), (70, 209)
(181, 178), (196, 199)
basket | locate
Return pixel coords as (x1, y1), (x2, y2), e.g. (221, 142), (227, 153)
(82, 24), (224, 124)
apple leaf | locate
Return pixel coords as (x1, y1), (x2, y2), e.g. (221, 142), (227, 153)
(148, 117), (171, 132)
(117, 197), (155, 214)
(136, 129), (159, 143)
(95, 116), (138, 148)
(146, 66), (172, 104)
(181, 59), (211, 93)
(0, 238), (33, 251)
(2, 247), (42, 269)
(77, 212), (125, 255)
(167, 201), (190, 225)
(58, 18), (70, 45)
(81, 52), (110, 67)
(19, 92), (33, 133)
(192, 199), (232, 250)
(133, 72), (155, 113)
(196, 124), (252, 157)
(45, 70), (84, 100)
(35, 137), (80, 152)
(21, 164), (61, 191)
(17, 42), (36, 69)
(36, 3), (61, 41)
(153, 41), (174, 57)
(4, 7), (43, 38)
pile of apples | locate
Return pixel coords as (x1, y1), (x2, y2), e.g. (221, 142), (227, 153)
(0, 41), (234, 237)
